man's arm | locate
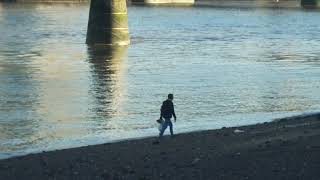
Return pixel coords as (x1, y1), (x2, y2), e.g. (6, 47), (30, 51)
(172, 103), (176, 121)
(160, 103), (163, 119)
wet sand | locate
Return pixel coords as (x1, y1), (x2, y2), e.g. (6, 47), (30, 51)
(0, 113), (320, 180)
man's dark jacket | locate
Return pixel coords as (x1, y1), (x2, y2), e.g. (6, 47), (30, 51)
(160, 99), (176, 119)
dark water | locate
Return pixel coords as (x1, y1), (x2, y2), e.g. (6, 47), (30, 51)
(0, 3), (320, 159)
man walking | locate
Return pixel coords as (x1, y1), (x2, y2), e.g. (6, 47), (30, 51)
(159, 94), (177, 138)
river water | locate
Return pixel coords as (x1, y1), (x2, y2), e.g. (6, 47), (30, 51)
(0, 3), (319, 159)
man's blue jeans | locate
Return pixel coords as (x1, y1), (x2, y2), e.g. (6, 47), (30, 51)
(159, 118), (173, 137)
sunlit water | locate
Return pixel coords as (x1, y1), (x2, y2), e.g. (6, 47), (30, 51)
(0, 3), (320, 159)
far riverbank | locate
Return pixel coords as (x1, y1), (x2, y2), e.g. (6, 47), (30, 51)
(0, 0), (308, 9)
(195, 0), (301, 8)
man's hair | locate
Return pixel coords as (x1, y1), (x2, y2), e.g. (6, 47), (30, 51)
(168, 94), (174, 100)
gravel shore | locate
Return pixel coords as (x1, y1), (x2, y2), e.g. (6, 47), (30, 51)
(0, 113), (320, 180)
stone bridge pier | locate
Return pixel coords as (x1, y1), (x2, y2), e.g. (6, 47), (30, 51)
(301, 0), (319, 8)
(86, 0), (130, 46)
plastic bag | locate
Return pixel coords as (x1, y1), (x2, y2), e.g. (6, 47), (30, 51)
(156, 119), (164, 132)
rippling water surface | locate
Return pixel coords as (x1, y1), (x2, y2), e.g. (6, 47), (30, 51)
(0, 3), (320, 158)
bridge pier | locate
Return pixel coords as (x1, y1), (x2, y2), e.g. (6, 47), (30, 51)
(301, 0), (318, 8)
(86, 0), (130, 46)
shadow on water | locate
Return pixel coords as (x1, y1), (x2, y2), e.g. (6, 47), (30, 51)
(86, 45), (128, 129)
(0, 47), (41, 155)
(0, 4), (43, 153)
